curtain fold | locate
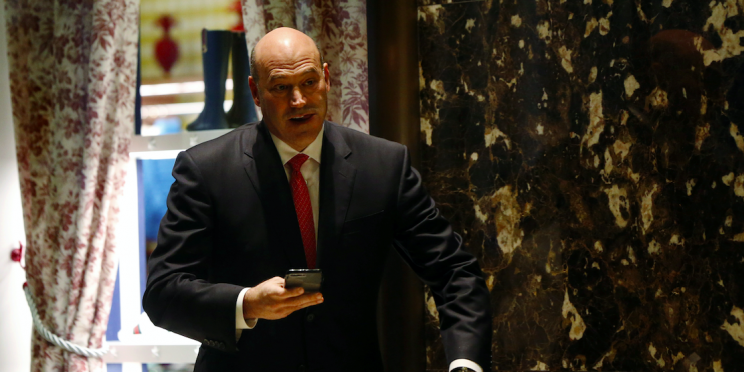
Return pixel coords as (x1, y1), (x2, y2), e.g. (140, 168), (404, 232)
(241, 0), (369, 133)
(4, 0), (139, 370)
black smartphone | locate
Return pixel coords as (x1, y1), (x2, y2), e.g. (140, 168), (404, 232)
(284, 269), (323, 293)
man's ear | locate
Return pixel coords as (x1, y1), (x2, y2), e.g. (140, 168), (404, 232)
(249, 76), (261, 107)
(323, 63), (331, 91)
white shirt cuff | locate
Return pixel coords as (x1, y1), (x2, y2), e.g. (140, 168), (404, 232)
(449, 359), (482, 372)
(236, 287), (258, 329)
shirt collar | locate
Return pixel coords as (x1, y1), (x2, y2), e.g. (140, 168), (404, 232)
(269, 123), (324, 166)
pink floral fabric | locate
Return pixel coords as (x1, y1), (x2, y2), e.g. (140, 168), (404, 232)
(4, 0), (139, 370)
(241, 0), (369, 133)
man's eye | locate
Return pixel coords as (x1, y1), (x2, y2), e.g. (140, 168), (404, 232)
(304, 80), (315, 86)
(274, 85), (287, 91)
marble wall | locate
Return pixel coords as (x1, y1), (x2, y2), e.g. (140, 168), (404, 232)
(417, 0), (744, 371)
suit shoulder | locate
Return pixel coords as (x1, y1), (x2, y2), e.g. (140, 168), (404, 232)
(328, 122), (406, 154)
(183, 123), (256, 165)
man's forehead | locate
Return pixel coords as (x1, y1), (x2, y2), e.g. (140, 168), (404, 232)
(256, 43), (321, 64)
(268, 65), (322, 81)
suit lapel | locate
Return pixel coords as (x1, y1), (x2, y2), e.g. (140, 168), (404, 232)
(317, 122), (356, 268)
(240, 125), (261, 195)
(243, 122), (307, 269)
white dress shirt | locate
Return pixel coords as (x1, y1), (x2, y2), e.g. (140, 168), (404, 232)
(235, 124), (324, 333)
(232, 124), (481, 372)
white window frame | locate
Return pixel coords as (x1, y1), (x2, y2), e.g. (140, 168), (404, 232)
(104, 129), (233, 371)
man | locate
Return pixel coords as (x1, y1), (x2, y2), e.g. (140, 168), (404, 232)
(143, 27), (491, 371)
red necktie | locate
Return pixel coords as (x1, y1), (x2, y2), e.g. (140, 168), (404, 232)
(287, 154), (317, 269)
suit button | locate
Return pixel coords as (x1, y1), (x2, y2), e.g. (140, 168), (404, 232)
(306, 313), (315, 322)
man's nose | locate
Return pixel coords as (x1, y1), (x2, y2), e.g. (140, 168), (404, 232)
(289, 87), (306, 108)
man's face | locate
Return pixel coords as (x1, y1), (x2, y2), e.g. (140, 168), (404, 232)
(249, 43), (330, 149)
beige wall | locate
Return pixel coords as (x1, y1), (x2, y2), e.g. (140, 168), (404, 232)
(0, 3), (32, 371)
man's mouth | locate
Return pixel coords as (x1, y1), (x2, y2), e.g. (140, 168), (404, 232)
(288, 113), (314, 123)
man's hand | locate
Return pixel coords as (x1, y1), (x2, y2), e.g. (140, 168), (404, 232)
(243, 276), (324, 320)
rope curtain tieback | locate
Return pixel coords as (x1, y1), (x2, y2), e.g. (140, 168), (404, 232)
(23, 283), (109, 358)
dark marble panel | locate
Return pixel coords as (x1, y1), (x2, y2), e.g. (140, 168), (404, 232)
(418, 0), (744, 371)
(419, 0), (486, 7)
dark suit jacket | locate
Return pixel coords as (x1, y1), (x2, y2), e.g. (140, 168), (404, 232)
(143, 121), (492, 371)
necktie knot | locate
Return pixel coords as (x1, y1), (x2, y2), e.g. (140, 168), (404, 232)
(288, 153), (309, 172)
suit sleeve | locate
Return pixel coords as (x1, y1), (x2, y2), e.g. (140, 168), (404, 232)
(142, 150), (245, 352)
(391, 146), (492, 369)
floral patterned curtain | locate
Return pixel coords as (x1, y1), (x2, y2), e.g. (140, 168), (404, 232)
(4, 0), (139, 370)
(241, 0), (369, 133)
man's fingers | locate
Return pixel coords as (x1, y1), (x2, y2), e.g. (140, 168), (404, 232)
(271, 293), (322, 312)
(298, 294), (323, 309)
(263, 294), (323, 319)
(290, 296), (323, 311)
(281, 293), (323, 309)
(275, 286), (305, 299)
(248, 278), (324, 320)
(262, 277), (303, 299)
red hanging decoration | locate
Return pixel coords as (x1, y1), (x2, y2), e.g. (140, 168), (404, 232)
(229, 1), (245, 32)
(11, 241), (25, 269)
(154, 15), (180, 76)
(10, 241), (23, 263)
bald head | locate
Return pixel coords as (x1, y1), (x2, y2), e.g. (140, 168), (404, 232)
(250, 27), (323, 84)
(246, 27), (330, 152)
